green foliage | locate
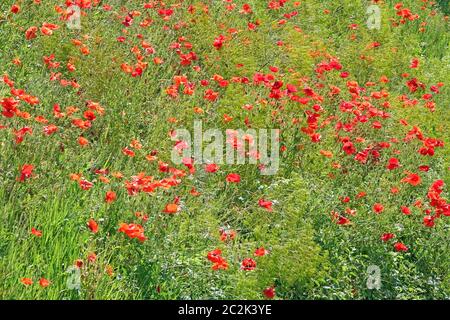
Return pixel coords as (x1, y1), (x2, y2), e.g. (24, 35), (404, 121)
(232, 175), (329, 299)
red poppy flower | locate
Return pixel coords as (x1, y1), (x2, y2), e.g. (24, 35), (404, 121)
(122, 147), (135, 157)
(386, 158), (400, 170)
(19, 164), (34, 182)
(401, 173), (421, 186)
(11, 4), (20, 14)
(254, 247), (269, 257)
(78, 136), (89, 146)
(263, 287), (275, 299)
(43, 124), (58, 135)
(207, 249), (229, 270)
(342, 141), (356, 155)
(39, 278), (50, 288)
(20, 278), (33, 286)
(118, 223), (147, 242)
(356, 192), (367, 198)
(240, 4), (253, 14)
(87, 219), (98, 233)
(226, 173), (241, 183)
(423, 215), (435, 227)
(401, 206), (411, 215)
(182, 157), (195, 174)
(204, 89), (219, 101)
(1, 97), (19, 118)
(75, 259), (83, 269)
(219, 229), (236, 242)
(372, 121), (382, 129)
(331, 211), (351, 225)
(205, 163), (219, 173)
(105, 190), (117, 203)
(373, 203), (384, 214)
(381, 233), (395, 242)
(258, 199), (273, 211)
(409, 58), (419, 69)
(83, 110), (96, 121)
(394, 242), (408, 252)
(88, 252), (97, 263)
(163, 203), (179, 214)
(213, 35), (225, 49)
(31, 227), (42, 237)
(25, 26), (38, 40)
(212, 257), (229, 270)
(79, 179), (93, 190)
(207, 249), (223, 263)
